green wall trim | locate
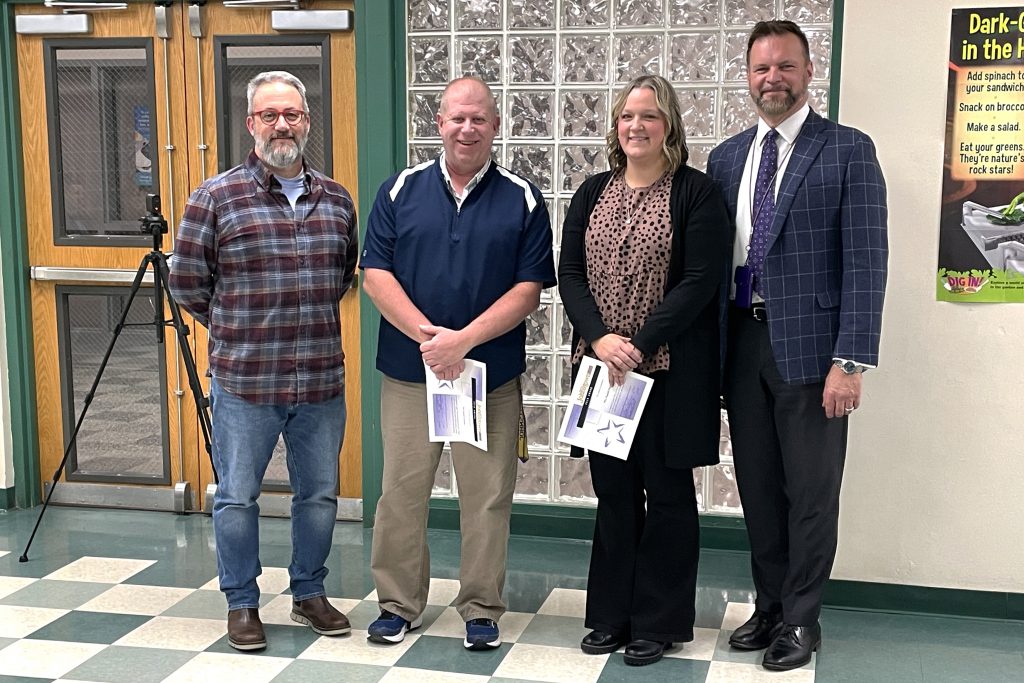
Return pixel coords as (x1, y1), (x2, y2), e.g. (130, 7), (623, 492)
(356, 0), (406, 527)
(428, 500), (1022, 623)
(429, 499), (597, 541)
(0, 1), (42, 509)
(829, 0), (844, 120)
(1008, 592), (1024, 622)
(0, 486), (15, 510)
(428, 499), (750, 550)
(697, 514), (750, 552)
(826, 579), (1024, 623)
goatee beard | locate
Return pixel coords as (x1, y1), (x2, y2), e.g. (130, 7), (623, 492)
(755, 90), (797, 118)
(259, 135), (305, 170)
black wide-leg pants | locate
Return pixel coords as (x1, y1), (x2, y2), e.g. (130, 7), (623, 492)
(585, 376), (700, 644)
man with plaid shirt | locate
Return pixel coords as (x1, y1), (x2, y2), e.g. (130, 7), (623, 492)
(169, 71), (357, 652)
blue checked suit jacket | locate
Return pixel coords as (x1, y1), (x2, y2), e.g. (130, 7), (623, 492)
(707, 110), (888, 384)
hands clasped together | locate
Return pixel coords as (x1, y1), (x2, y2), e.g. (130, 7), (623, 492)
(419, 324), (470, 381)
(591, 333), (643, 386)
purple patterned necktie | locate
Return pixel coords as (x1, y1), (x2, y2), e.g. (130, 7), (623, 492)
(748, 129), (778, 296)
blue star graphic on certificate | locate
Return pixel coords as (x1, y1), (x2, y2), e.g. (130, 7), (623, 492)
(597, 419), (626, 448)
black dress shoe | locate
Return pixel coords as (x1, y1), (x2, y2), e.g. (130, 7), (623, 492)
(762, 622), (821, 671)
(581, 629), (626, 655)
(623, 639), (670, 666)
(728, 610), (782, 650)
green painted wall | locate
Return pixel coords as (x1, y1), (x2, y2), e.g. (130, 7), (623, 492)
(355, 0), (406, 526)
(0, 0), (41, 509)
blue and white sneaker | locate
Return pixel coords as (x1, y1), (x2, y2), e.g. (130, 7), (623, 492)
(367, 609), (422, 644)
(464, 618), (500, 650)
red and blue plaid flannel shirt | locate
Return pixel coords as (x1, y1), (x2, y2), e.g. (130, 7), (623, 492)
(169, 151), (358, 405)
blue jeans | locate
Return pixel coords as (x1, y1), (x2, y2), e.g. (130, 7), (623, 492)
(209, 377), (345, 610)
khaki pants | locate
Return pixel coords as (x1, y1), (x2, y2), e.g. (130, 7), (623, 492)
(370, 375), (521, 622)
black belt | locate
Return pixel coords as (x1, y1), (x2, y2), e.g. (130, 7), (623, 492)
(732, 302), (768, 322)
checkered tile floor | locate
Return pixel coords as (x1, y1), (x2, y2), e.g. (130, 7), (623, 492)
(0, 508), (816, 683)
(5, 507), (1022, 683)
(0, 557), (812, 683)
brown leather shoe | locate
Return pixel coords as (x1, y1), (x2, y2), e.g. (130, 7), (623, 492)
(227, 608), (266, 651)
(291, 595), (351, 636)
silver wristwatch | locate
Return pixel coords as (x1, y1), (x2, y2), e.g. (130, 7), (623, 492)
(833, 359), (864, 375)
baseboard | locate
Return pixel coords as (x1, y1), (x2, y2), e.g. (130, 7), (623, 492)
(697, 514), (750, 551)
(0, 486), (14, 510)
(428, 499), (596, 540)
(825, 579), (1024, 622)
(426, 499), (1023, 622)
(428, 499), (750, 548)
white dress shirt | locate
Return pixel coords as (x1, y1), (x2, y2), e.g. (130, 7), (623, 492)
(731, 103), (810, 302)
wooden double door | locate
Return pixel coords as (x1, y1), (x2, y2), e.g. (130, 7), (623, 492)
(15, 0), (361, 513)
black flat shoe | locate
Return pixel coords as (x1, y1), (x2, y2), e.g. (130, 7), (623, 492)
(728, 610), (782, 650)
(581, 629), (627, 655)
(762, 622), (821, 671)
(623, 639), (669, 666)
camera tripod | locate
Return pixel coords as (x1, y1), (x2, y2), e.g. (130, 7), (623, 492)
(20, 194), (216, 562)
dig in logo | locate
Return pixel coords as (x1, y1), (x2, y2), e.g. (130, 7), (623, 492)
(944, 273), (988, 294)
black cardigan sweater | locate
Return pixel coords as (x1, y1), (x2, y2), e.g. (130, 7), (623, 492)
(558, 164), (733, 469)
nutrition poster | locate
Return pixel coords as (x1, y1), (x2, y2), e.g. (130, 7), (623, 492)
(938, 7), (1024, 302)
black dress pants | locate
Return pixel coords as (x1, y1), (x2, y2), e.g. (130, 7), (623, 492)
(724, 309), (848, 625)
(585, 376), (700, 643)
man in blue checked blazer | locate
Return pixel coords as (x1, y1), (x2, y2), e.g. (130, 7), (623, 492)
(707, 20), (887, 672)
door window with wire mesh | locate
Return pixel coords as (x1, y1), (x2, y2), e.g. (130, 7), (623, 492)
(57, 286), (171, 484)
(44, 40), (158, 246)
(215, 37), (332, 176)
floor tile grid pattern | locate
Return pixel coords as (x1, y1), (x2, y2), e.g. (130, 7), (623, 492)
(2, 508), (1022, 683)
(0, 559), (809, 682)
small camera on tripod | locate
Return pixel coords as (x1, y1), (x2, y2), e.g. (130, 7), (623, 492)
(139, 193), (169, 236)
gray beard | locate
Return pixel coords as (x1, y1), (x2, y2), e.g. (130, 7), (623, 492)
(755, 91), (797, 118)
(259, 136), (304, 169)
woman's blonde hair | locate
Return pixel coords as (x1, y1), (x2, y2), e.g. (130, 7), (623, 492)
(606, 74), (689, 172)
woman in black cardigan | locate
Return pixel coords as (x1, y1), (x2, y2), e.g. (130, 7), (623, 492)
(558, 74), (733, 666)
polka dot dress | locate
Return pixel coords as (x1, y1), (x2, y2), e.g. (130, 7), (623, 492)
(572, 170), (674, 375)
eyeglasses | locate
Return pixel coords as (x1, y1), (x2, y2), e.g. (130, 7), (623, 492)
(251, 109), (307, 125)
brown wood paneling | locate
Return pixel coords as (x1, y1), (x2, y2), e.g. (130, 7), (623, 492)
(160, 4), (202, 497)
(328, 1), (362, 499)
(30, 282), (63, 483)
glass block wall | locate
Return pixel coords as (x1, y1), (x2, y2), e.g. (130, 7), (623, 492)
(407, 0), (834, 512)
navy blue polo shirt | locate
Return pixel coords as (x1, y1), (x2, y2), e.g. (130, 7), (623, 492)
(361, 158), (556, 392)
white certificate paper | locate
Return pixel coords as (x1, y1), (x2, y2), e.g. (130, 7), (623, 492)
(425, 360), (487, 450)
(556, 356), (654, 460)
